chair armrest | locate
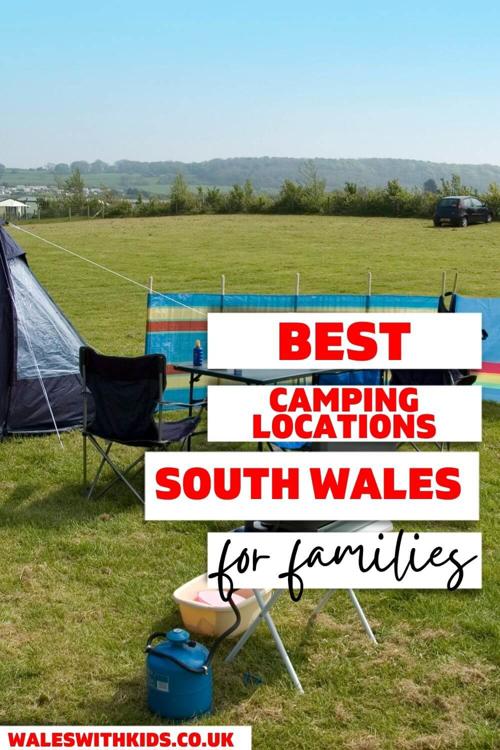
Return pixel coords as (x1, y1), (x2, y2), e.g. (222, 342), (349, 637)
(455, 374), (477, 386)
(159, 400), (207, 408)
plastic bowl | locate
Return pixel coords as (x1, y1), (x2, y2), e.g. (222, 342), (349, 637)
(173, 573), (272, 638)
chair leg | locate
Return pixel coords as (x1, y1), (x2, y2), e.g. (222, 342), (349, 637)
(87, 437), (144, 504)
(82, 434), (87, 493)
(87, 442), (112, 500)
(348, 589), (378, 644)
(92, 455), (144, 500)
(97, 454), (144, 504)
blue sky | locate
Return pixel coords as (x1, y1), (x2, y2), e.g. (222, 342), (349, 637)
(2, 1), (500, 167)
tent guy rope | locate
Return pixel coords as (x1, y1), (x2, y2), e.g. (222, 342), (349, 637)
(9, 224), (206, 316)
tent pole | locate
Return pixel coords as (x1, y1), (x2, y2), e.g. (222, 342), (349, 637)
(452, 271), (459, 295)
(366, 271), (372, 312)
(294, 272), (300, 311)
(441, 271), (446, 297)
(220, 274), (226, 312)
(144, 277), (154, 355)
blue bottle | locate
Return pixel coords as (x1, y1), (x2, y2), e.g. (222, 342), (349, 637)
(193, 339), (203, 366)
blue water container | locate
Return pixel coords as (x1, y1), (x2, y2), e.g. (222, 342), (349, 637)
(146, 628), (212, 719)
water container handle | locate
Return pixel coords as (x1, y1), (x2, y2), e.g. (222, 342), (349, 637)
(144, 632), (208, 675)
(145, 631), (167, 650)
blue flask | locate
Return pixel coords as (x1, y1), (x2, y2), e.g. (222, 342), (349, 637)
(193, 339), (203, 366)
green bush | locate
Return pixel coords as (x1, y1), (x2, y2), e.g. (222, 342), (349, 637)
(33, 176), (500, 222)
(481, 183), (500, 218)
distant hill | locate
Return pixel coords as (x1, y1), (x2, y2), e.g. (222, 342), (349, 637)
(2, 157), (500, 194)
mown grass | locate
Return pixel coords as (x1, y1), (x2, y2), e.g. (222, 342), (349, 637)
(0, 216), (499, 749)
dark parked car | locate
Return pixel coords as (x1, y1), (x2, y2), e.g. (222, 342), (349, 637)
(434, 196), (493, 227)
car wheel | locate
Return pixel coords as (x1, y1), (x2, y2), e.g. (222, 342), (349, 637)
(433, 219), (441, 227)
(460, 216), (468, 228)
(486, 213), (493, 223)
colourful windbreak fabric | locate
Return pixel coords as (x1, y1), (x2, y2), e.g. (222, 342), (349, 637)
(145, 292), (439, 405)
(454, 295), (500, 403)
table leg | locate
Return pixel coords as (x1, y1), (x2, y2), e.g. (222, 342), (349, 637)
(225, 590), (282, 663)
(254, 589), (304, 693)
(187, 373), (194, 451)
(188, 373), (194, 417)
(310, 590), (336, 618)
(348, 589), (378, 644)
(226, 590), (304, 692)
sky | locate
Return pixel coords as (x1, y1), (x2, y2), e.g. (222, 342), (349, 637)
(2, 1), (500, 167)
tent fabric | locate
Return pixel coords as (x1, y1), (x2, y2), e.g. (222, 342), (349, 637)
(145, 292), (440, 406)
(0, 199), (27, 208)
(1, 227), (26, 260)
(10, 257), (83, 378)
(454, 294), (500, 402)
(7, 374), (84, 434)
(0, 223), (86, 435)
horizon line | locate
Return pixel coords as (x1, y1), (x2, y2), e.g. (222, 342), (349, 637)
(3, 155), (500, 171)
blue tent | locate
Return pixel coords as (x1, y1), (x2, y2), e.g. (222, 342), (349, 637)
(0, 222), (85, 435)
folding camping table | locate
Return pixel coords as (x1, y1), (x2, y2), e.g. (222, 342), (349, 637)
(225, 519), (393, 693)
(172, 364), (344, 449)
(173, 363), (345, 404)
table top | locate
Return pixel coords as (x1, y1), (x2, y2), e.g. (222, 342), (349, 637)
(173, 362), (343, 384)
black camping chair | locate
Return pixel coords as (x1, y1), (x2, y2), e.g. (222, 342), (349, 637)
(389, 368), (477, 452)
(80, 346), (205, 503)
(390, 369), (477, 388)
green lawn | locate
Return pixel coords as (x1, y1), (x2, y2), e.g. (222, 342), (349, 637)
(0, 216), (498, 749)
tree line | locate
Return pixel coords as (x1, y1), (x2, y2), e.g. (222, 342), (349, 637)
(36, 167), (500, 221)
(12, 156), (500, 192)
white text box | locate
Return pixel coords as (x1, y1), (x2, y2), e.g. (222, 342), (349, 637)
(207, 531), (482, 590)
(0, 727), (252, 750)
(144, 451), (479, 521)
(207, 385), (482, 442)
(207, 312), (482, 369)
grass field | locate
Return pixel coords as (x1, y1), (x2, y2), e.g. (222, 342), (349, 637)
(0, 216), (499, 749)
